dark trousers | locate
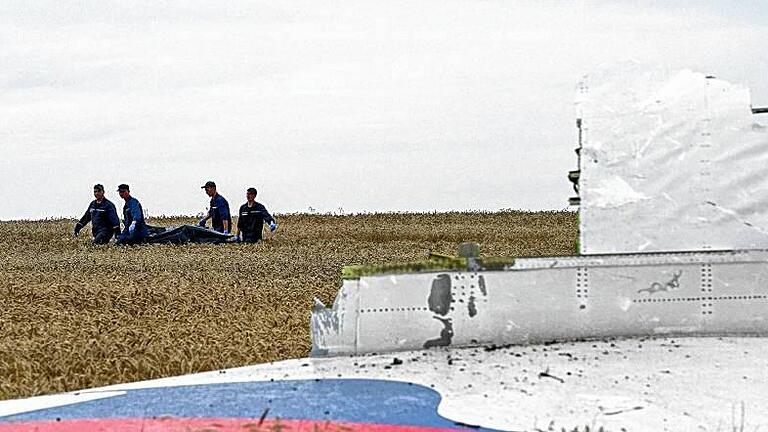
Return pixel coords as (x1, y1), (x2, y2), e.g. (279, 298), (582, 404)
(241, 232), (262, 243)
(92, 229), (113, 245)
(117, 232), (146, 246)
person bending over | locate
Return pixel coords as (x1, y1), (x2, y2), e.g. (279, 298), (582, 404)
(198, 180), (232, 234)
(73, 183), (121, 245)
(116, 184), (148, 245)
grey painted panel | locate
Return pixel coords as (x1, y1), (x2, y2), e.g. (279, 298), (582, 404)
(588, 265), (703, 336)
(312, 251), (768, 356)
(470, 269), (582, 345)
(704, 262), (768, 333)
(357, 274), (444, 352)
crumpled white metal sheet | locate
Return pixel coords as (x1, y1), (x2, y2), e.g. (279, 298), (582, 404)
(4, 337), (768, 431)
(576, 63), (768, 254)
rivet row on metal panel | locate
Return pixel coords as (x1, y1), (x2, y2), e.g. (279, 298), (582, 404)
(576, 267), (589, 310)
(701, 263), (714, 315)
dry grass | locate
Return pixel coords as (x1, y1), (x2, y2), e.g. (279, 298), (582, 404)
(0, 211), (576, 400)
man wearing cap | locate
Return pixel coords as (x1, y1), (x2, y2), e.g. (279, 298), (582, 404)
(73, 184), (121, 245)
(198, 181), (232, 234)
(235, 187), (277, 243)
(116, 184), (149, 245)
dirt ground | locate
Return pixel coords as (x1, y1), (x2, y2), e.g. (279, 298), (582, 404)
(0, 211), (576, 399)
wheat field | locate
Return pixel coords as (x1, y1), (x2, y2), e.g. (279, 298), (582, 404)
(0, 211), (577, 400)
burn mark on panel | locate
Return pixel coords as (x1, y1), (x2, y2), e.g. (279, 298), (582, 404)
(638, 270), (683, 295)
(468, 295), (477, 317)
(423, 316), (454, 348)
(428, 274), (452, 316)
(478, 275), (487, 296)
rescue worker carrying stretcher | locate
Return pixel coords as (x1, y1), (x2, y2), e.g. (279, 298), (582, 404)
(73, 184), (121, 244)
(234, 187), (277, 243)
(116, 184), (149, 245)
(198, 181), (232, 234)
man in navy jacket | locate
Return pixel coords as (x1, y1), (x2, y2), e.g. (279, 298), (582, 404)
(198, 181), (232, 234)
(73, 184), (121, 244)
(116, 184), (149, 245)
(235, 187), (277, 243)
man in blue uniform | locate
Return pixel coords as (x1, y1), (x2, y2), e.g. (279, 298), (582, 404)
(198, 181), (232, 234)
(235, 187), (277, 243)
(116, 184), (149, 245)
(73, 184), (121, 245)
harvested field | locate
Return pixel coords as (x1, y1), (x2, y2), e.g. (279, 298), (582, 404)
(0, 211), (576, 400)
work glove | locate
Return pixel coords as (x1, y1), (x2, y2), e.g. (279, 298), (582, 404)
(269, 221), (277, 232)
(129, 222), (136, 236)
(197, 218), (207, 227)
(223, 230), (230, 235)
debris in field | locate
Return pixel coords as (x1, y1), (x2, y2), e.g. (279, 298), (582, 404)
(538, 369), (565, 383)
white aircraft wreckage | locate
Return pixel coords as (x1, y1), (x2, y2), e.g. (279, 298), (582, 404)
(312, 64), (768, 355)
(3, 64), (768, 431)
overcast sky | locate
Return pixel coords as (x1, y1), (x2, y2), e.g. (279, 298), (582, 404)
(1, 1), (767, 220)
